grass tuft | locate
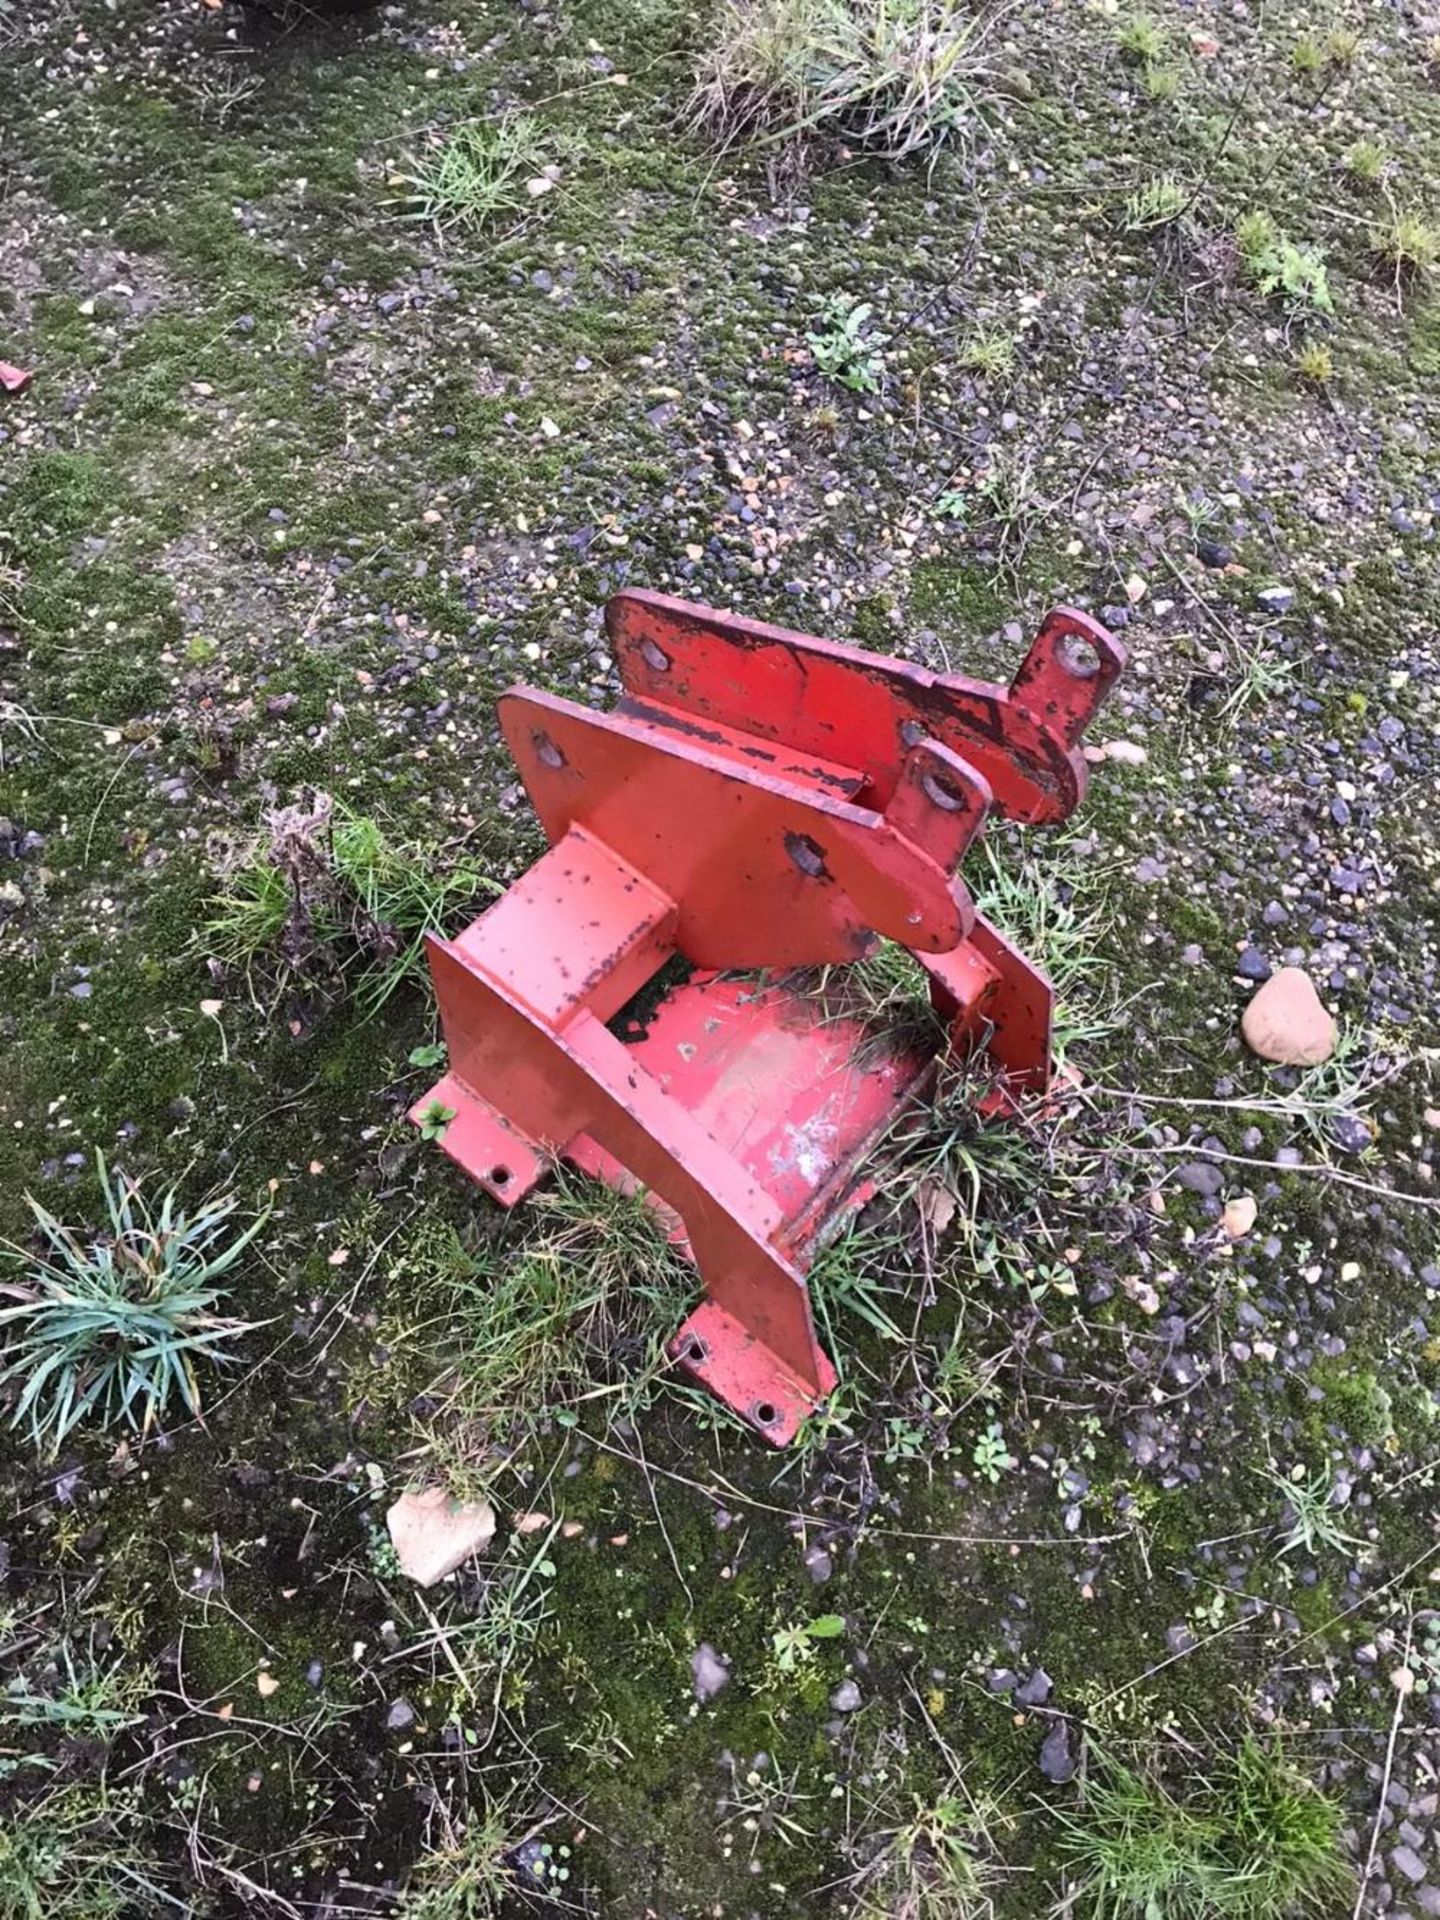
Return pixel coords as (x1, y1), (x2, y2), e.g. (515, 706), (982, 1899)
(1123, 175), (1188, 230)
(391, 115), (547, 235)
(1115, 13), (1165, 63)
(1341, 136), (1385, 187)
(1293, 340), (1333, 385)
(690, 0), (1004, 163)
(0, 1152), (263, 1453)
(1370, 207), (1440, 275)
(1053, 1739), (1351, 1919)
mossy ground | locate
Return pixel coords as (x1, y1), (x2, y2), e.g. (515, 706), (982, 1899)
(2, 0), (1439, 1913)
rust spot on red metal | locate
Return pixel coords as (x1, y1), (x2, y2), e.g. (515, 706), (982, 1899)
(412, 592), (1123, 1444)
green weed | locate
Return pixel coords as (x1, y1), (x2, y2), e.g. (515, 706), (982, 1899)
(1235, 215), (1333, 313)
(807, 294), (889, 393)
(0, 1153), (262, 1452)
(1291, 34), (1322, 75)
(0, 1786), (170, 1919)
(2, 1637), (152, 1741)
(206, 794), (498, 1020)
(853, 1793), (997, 1917)
(956, 323), (1018, 377)
(397, 1786), (559, 1917)
(970, 834), (1117, 1063)
(1293, 340), (1334, 385)
(421, 1171), (695, 1469)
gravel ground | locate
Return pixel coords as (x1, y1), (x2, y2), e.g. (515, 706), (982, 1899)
(1, 0), (1439, 1913)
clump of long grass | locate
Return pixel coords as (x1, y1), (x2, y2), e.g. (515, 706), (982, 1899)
(419, 1171), (696, 1465)
(691, 0), (1006, 163)
(0, 1153), (264, 1452)
(1052, 1739), (1351, 1919)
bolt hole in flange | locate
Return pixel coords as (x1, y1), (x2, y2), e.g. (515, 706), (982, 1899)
(639, 637), (671, 672)
(1057, 632), (1101, 679)
(921, 769), (967, 812)
(784, 831), (828, 877)
(680, 1334), (709, 1365)
(490, 1165), (512, 1188)
(750, 1400), (779, 1429)
(534, 731), (567, 769)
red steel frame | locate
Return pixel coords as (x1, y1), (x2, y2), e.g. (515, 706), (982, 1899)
(412, 590), (1124, 1444)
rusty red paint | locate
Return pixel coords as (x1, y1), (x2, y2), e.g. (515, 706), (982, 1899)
(413, 590), (1124, 1444)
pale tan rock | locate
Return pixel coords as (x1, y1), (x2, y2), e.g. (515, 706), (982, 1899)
(1240, 967), (1337, 1067)
(386, 1487), (496, 1587)
(1222, 1194), (1258, 1240)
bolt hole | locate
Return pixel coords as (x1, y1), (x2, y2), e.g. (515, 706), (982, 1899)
(639, 637), (671, 672)
(784, 831), (827, 878)
(534, 731), (566, 770)
(921, 769), (966, 812)
(489, 1165), (512, 1187)
(681, 1335), (709, 1365)
(1056, 633), (1101, 680)
(751, 1401), (780, 1428)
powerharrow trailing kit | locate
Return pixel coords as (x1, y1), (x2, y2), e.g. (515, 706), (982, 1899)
(411, 589), (1124, 1443)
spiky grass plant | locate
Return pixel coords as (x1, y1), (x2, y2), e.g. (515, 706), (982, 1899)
(1052, 1739), (1351, 1919)
(0, 1153), (264, 1452)
(1294, 341), (1334, 386)
(398, 1786), (558, 1918)
(691, 0), (1005, 164)
(1260, 1461), (1360, 1558)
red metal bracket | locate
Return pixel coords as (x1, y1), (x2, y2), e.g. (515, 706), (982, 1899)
(412, 591), (1124, 1444)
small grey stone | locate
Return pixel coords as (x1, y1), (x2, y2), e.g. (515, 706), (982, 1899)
(305, 1659), (324, 1690)
(1237, 948), (1271, 983)
(830, 1678), (862, 1712)
(1392, 1846), (1428, 1885)
(1039, 1720), (1076, 1784)
(987, 1667), (1018, 1693)
(804, 1546), (833, 1585)
(1166, 1623), (1197, 1655)
(1257, 584), (1294, 613)
(1176, 1162), (1223, 1198)
(1412, 1886), (1440, 1916)
(1198, 540), (1232, 568)
(385, 1698), (415, 1731)
(1014, 1668), (1053, 1709)
(692, 1643), (730, 1703)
